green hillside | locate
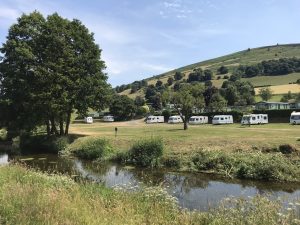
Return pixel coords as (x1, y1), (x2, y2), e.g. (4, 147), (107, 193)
(120, 44), (300, 97)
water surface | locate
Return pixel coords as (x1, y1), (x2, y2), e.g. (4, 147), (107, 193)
(1, 153), (300, 210)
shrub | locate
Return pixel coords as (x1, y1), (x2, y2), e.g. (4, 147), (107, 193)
(65, 137), (113, 160)
(129, 138), (164, 167)
(279, 144), (297, 154)
(19, 134), (70, 154)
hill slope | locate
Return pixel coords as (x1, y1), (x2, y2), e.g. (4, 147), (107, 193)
(120, 44), (300, 98)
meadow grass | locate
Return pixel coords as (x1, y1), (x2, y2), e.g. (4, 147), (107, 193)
(0, 164), (299, 225)
(69, 122), (300, 181)
(70, 122), (300, 154)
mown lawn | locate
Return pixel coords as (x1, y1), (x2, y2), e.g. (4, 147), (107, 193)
(70, 121), (300, 155)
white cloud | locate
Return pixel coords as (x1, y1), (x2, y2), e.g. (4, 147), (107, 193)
(0, 7), (19, 20)
(141, 63), (173, 72)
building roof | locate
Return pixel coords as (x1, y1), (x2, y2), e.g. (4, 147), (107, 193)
(256, 101), (289, 105)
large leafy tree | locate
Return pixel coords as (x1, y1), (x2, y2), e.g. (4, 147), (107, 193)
(0, 11), (111, 137)
(109, 95), (136, 120)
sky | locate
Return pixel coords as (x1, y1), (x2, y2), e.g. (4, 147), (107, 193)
(1, 0), (300, 87)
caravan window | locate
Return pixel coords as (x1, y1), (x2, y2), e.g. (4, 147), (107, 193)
(252, 117), (256, 120)
(221, 117), (224, 120)
(263, 116), (267, 120)
(291, 115), (300, 120)
(200, 118), (202, 120)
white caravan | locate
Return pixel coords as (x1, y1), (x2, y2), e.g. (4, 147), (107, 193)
(241, 114), (268, 125)
(189, 116), (208, 125)
(290, 111), (300, 125)
(103, 115), (114, 122)
(84, 116), (93, 124)
(168, 115), (183, 124)
(212, 115), (233, 125)
(146, 116), (164, 123)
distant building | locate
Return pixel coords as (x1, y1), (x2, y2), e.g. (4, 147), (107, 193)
(255, 101), (290, 110)
(289, 99), (300, 109)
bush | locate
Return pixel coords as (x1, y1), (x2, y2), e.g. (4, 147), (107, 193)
(279, 144), (297, 154)
(129, 138), (164, 167)
(65, 137), (113, 160)
(19, 134), (70, 154)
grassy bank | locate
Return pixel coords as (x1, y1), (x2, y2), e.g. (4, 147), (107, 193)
(60, 134), (300, 182)
(66, 122), (300, 182)
(0, 164), (299, 225)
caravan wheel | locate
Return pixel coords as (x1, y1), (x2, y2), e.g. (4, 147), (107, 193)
(293, 121), (297, 125)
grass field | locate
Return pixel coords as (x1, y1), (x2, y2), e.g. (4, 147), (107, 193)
(244, 73), (300, 87)
(255, 94), (284, 102)
(255, 83), (300, 95)
(70, 120), (300, 155)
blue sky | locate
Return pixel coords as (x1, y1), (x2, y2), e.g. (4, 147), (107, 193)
(1, 0), (300, 86)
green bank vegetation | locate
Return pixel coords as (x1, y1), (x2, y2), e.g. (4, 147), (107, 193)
(57, 127), (300, 182)
(0, 165), (299, 225)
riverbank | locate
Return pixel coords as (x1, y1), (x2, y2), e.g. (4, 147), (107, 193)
(0, 164), (298, 225)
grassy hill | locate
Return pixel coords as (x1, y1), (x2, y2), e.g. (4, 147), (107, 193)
(120, 44), (300, 98)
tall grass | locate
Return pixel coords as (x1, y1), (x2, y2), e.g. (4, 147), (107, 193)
(127, 137), (164, 167)
(63, 136), (114, 160)
(0, 165), (299, 224)
(191, 150), (300, 182)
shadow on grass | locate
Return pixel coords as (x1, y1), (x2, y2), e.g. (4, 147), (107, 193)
(165, 128), (185, 132)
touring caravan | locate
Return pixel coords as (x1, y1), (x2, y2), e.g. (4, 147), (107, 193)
(241, 114), (268, 125)
(103, 115), (114, 122)
(84, 116), (93, 124)
(290, 112), (300, 125)
(146, 116), (164, 123)
(212, 115), (233, 125)
(189, 116), (208, 125)
(168, 115), (183, 124)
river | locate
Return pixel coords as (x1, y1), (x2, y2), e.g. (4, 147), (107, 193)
(1, 153), (300, 211)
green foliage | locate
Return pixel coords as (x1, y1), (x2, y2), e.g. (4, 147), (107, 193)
(0, 11), (111, 137)
(191, 150), (300, 181)
(129, 138), (164, 167)
(109, 95), (136, 120)
(167, 77), (174, 86)
(259, 87), (273, 101)
(161, 109), (171, 121)
(19, 134), (70, 154)
(278, 144), (297, 154)
(218, 65), (228, 74)
(174, 71), (183, 81)
(66, 137), (113, 160)
(134, 96), (145, 107)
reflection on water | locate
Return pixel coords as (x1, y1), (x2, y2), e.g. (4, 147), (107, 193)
(1, 153), (300, 210)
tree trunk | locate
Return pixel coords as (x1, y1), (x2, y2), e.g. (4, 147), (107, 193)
(59, 117), (64, 136)
(50, 117), (59, 135)
(46, 120), (51, 136)
(65, 110), (71, 135)
(183, 120), (188, 130)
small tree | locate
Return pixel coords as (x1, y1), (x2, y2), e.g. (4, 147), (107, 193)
(167, 77), (174, 86)
(218, 66), (228, 74)
(174, 71), (183, 81)
(259, 87), (273, 101)
(171, 84), (205, 130)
